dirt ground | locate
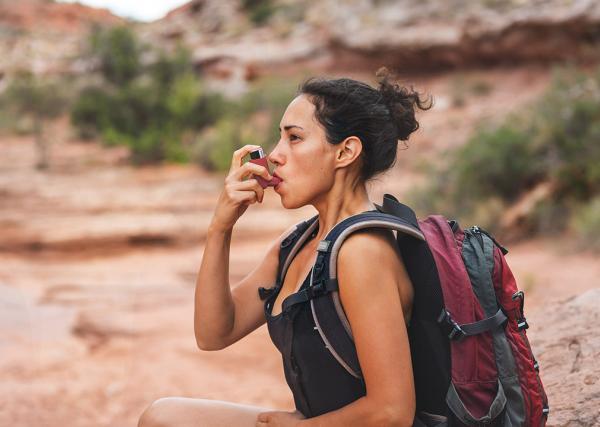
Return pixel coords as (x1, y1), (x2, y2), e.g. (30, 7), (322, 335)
(1, 66), (598, 426)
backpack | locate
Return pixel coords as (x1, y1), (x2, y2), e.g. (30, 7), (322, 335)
(274, 193), (549, 427)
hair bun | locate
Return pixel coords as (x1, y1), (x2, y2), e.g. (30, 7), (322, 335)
(375, 67), (433, 141)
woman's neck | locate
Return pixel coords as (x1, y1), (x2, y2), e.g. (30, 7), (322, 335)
(312, 180), (376, 242)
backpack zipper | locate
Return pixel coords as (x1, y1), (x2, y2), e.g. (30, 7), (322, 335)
(471, 225), (509, 255)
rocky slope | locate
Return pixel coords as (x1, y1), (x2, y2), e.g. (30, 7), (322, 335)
(141, 0), (600, 94)
(0, 0), (123, 76)
(532, 289), (600, 426)
(2, 0), (600, 89)
(0, 0), (122, 33)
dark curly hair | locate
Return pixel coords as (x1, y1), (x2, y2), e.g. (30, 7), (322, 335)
(297, 67), (433, 183)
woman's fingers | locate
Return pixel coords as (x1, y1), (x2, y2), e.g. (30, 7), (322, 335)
(229, 145), (262, 173)
(232, 161), (272, 182)
(231, 191), (258, 205)
(234, 179), (265, 203)
(210, 146), (267, 232)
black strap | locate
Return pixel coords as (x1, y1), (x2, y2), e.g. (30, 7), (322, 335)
(258, 286), (276, 301)
(437, 308), (507, 340)
(276, 215), (319, 284)
(374, 193), (420, 230)
(281, 278), (338, 312)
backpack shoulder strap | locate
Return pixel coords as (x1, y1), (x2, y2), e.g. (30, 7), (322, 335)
(282, 208), (426, 312)
(258, 214), (318, 301)
(374, 193), (420, 230)
(296, 206), (426, 379)
(277, 214), (319, 286)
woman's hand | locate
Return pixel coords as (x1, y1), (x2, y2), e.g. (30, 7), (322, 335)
(210, 144), (273, 232)
(256, 410), (305, 427)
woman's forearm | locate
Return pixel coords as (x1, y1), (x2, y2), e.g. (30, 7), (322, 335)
(193, 222), (236, 350)
(297, 396), (410, 427)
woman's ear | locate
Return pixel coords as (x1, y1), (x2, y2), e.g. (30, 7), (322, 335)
(334, 136), (363, 169)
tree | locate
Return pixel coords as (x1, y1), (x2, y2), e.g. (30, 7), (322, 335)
(0, 72), (69, 169)
(89, 25), (142, 86)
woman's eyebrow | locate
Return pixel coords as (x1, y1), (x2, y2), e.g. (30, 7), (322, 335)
(278, 125), (304, 132)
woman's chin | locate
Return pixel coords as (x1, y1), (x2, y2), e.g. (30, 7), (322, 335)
(277, 192), (298, 210)
(274, 183), (306, 209)
(279, 197), (293, 209)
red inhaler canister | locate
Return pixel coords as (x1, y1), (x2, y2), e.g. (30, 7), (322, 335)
(248, 147), (281, 189)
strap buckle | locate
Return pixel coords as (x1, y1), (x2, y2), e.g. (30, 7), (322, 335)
(317, 240), (331, 252)
(306, 280), (326, 299)
(512, 291), (529, 330)
(517, 318), (529, 330)
(258, 286), (276, 301)
(437, 309), (466, 341)
(281, 231), (299, 248)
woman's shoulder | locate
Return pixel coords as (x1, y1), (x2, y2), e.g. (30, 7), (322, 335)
(338, 228), (399, 263)
(336, 227), (414, 319)
(336, 227), (408, 292)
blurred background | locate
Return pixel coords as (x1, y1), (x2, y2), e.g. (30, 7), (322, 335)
(1, 0), (599, 425)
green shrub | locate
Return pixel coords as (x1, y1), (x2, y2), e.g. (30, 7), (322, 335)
(453, 122), (543, 202)
(241, 0), (277, 25)
(149, 47), (193, 92)
(89, 25), (142, 86)
(71, 86), (114, 139)
(408, 64), (600, 240)
(72, 25), (302, 169)
(0, 72), (70, 125)
(531, 66), (600, 201)
(71, 26), (230, 165)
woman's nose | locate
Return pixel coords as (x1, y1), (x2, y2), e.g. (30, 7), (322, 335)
(267, 144), (284, 166)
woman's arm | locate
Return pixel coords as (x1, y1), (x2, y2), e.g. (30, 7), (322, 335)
(298, 228), (415, 427)
(194, 144), (277, 351)
(193, 223), (236, 350)
(194, 222), (296, 351)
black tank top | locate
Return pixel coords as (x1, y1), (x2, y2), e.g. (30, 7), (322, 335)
(263, 233), (366, 418)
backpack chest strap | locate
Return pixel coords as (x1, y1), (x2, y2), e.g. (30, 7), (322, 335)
(281, 278), (339, 312)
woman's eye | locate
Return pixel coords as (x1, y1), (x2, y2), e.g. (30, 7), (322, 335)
(289, 134), (300, 141)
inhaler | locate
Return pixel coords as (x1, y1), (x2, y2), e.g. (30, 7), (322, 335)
(248, 147), (281, 189)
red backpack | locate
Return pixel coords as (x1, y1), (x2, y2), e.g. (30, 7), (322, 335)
(277, 193), (549, 426)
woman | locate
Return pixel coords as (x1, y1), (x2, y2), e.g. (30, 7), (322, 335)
(138, 68), (433, 427)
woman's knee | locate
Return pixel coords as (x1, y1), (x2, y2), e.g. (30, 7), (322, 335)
(138, 397), (180, 427)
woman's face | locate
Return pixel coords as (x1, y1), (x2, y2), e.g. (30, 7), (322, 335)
(268, 94), (338, 209)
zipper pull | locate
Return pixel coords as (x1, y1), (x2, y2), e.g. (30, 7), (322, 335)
(471, 225), (509, 255)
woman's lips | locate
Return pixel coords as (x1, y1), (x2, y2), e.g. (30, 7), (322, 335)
(273, 174), (283, 191)
(255, 174), (281, 189)
(270, 176), (282, 186)
(270, 172), (283, 187)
